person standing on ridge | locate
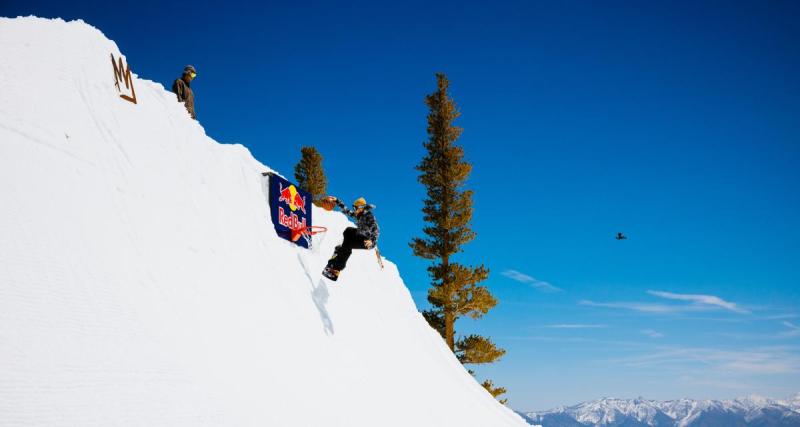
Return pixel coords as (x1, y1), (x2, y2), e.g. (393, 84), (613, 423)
(322, 196), (379, 281)
(172, 65), (197, 119)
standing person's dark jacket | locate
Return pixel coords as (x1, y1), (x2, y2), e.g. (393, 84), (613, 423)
(172, 78), (195, 119)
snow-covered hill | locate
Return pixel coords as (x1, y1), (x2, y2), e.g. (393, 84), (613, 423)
(0, 16), (527, 427)
(522, 394), (800, 427)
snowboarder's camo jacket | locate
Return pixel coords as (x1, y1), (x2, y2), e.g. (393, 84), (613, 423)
(336, 200), (380, 243)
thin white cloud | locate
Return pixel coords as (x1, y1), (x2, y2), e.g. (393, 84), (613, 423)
(608, 346), (800, 375)
(647, 290), (749, 314)
(725, 359), (798, 374)
(780, 321), (800, 338)
(641, 329), (664, 338)
(579, 299), (699, 314)
(545, 324), (607, 329)
(494, 335), (649, 348)
(763, 314), (799, 320)
(677, 376), (754, 391)
(580, 291), (749, 315)
(502, 270), (563, 293)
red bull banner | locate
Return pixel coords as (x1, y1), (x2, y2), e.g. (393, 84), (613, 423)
(268, 173), (312, 248)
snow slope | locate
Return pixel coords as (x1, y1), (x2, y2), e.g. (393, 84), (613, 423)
(0, 17), (527, 427)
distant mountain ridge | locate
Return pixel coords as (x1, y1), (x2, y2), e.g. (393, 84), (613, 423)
(520, 393), (800, 426)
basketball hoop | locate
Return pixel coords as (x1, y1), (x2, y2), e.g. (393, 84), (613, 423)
(290, 225), (328, 244)
(303, 225), (328, 237)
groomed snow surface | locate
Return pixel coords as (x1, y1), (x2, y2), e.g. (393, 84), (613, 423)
(0, 17), (528, 427)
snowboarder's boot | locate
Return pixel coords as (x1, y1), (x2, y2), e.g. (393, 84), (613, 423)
(322, 266), (340, 281)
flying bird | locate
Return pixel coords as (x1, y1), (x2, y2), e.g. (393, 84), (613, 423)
(616, 232), (627, 240)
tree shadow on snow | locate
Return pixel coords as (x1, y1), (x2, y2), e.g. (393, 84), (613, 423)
(298, 253), (334, 335)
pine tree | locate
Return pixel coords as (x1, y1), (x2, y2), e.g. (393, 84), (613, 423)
(456, 334), (506, 364)
(458, 334), (508, 403)
(294, 146), (328, 206)
(411, 73), (497, 349)
(421, 309), (445, 339)
(411, 73), (507, 403)
(481, 379), (508, 405)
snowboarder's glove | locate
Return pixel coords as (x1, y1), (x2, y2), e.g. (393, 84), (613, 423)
(364, 239), (374, 249)
(320, 197), (336, 211)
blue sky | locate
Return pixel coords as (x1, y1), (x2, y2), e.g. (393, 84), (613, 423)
(4, 0), (799, 410)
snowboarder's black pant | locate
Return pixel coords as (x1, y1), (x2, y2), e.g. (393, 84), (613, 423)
(327, 227), (369, 271)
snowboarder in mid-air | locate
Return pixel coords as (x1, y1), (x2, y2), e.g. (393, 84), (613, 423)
(322, 196), (379, 281)
(616, 232), (627, 240)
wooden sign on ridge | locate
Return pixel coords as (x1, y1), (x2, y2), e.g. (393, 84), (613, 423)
(110, 53), (137, 104)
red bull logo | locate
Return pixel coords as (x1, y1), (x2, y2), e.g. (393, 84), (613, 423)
(278, 183), (307, 214)
(277, 183), (308, 240)
(269, 173), (313, 248)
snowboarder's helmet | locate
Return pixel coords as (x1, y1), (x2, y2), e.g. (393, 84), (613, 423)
(353, 197), (367, 208)
(184, 65), (197, 79)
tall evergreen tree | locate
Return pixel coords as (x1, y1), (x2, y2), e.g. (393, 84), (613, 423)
(411, 73), (507, 403)
(294, 146), (328, 206)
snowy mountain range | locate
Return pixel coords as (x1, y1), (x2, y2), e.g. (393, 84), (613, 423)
(520, 394), (800, 426)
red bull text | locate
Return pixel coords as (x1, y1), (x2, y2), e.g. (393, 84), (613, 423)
(278, 207), (307, 232)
